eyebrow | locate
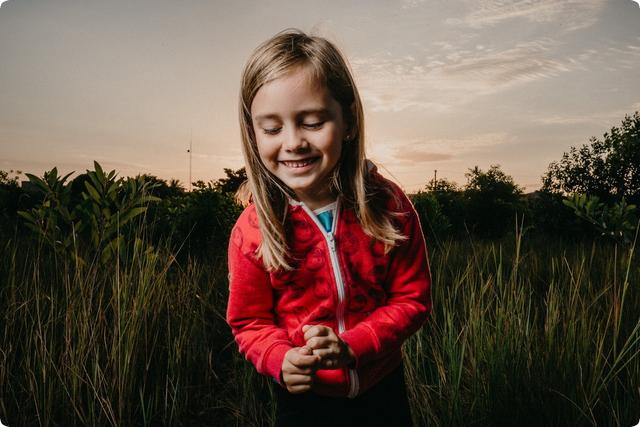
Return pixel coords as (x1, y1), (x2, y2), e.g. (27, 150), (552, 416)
(253, 109), (331, 122)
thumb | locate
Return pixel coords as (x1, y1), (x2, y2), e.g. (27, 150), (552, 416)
(302, 324), (312, 333)
(299, 345), (313, 355)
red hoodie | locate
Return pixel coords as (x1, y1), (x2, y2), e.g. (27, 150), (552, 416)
(226, 172), (432, 398)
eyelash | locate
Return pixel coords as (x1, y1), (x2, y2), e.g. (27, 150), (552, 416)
(263, 128), (281, 135)
(303, 121), (324, 130)
(262, 122), (325, 135)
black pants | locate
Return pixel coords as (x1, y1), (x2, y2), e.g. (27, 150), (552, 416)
(273, 364), (413, 427)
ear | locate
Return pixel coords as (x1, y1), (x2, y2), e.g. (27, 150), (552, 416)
(349, 102), (356, 121)
(344, 102), (357, 141)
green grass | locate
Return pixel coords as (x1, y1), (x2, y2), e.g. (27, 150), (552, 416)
(405, 226), (640, 426)
(0, 232), (237, 426)
(1, 224), (639, 426)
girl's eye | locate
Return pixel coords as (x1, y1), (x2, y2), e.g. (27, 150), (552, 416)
(303, 121), (325, 130)
(262, 127), (281, 135)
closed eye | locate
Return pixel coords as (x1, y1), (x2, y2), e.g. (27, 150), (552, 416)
(303, 121), (325, 130)
(262, 127), (281, 135)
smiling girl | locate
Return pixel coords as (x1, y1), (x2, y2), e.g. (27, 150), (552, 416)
(226, 29), (432, 426)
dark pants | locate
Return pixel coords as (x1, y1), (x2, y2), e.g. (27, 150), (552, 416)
(273, 364), (413, 427)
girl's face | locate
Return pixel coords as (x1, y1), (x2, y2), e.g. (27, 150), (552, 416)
(250, 65), (349, 210)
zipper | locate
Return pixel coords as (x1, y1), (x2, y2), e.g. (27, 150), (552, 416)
(297, 198), (360, 398)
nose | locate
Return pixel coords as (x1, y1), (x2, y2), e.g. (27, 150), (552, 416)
(283, 126), (309, 152)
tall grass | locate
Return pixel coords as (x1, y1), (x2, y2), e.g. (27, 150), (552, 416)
(405, 224), (640, 426)
(1, 221), (639, 426)
(0, 224), (250, 426)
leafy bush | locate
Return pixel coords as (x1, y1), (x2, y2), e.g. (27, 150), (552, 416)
(151, 180), (242, 261)
(424, 178), (466, 237)
(18, 162), (160, 264)
(543, 111), (640, 204)
(410, 191), (452, 245)
(563, 193), (639, 244)
(463, 165), (525, 239)
(0, 170), (24, 236)
(522, 190), (591, 240)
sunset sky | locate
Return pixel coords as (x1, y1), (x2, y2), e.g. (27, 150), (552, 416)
(1, 0), (639, 192)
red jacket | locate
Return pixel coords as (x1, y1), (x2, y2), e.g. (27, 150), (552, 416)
(226, 172), (432, 398)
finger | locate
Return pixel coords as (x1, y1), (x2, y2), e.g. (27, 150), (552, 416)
(289, 352), (321, 369)
(284, 373), (314, 386)
(287, 384), (312, 394)
(282, 363), (314, 376)
(318, 358), (340, 369)
(311, 348), (337, 359)
(306, 336), (334, 350)
(298, 345), (313, 355)
(303, 325), (331, 341)
(285, 347), (319, 366)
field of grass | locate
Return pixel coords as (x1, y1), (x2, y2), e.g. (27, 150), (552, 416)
(1, 223), (639, 426)
(406, 228), (640, 426)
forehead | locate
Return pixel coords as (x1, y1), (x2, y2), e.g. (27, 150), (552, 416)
(250, 65), (337, 118)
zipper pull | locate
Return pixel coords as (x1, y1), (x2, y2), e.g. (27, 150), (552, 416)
(327, 233), (336, 252)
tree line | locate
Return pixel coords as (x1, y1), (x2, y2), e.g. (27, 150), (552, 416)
(413, 112), (639, 244)
(1, 112), (638, 258)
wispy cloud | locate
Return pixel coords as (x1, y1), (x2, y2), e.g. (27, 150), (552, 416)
(353, 38), (578, 113)
(401, 0), (426, 9)
(604, 40), (640, 70)
(446, 0), (606, 32)
(367, 132), (516, 191)
(362, 0), (621, 114)
(440, 39), (569, 84)
(370, 132), (513, 166)
(394, 150), (453, 162)
(409, 132), (513, 153)
(531, 102), (640, 126)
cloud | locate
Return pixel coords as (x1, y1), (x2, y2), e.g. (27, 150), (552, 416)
(446, 0), (607, 32)
(530, 102), (640, 125)
(362, 1), (630, 115)
(402, 0), (426, 9)
(353, 39), (579, 113)
(440, 39), (570, 84)
(373, 132), (513, 166)
(416, 132), (513, 152)
(604, 41), (640, 70)
(394, 150), (453, 162)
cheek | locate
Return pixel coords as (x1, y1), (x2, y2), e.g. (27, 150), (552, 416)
(255, 137), (278, 162)
(314, 128), (343, 155)
(327, 132), (344, 159)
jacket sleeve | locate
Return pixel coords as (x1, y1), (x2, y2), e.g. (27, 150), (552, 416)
(339, 192), (432, 368)
(226, 227), (294, 382)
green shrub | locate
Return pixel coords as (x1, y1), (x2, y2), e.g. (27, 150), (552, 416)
(17, 162), (160, 265)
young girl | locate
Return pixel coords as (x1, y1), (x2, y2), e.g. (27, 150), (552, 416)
(226, 29), (432, 426)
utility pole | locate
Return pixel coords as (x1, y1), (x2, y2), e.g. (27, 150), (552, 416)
(433, 169), (437, 190)
(187, 131), (192, 192)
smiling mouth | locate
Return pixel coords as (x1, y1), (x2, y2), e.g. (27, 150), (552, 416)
(280, 158), (319, 168)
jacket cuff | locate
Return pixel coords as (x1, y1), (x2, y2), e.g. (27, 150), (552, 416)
(339, 324), (380, 368)
(261, 341), (294, 383)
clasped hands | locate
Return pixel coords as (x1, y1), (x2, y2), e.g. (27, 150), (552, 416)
(280, 324), (356, 394)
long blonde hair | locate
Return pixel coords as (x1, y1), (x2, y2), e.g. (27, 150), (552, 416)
(238, 29), (405, 271)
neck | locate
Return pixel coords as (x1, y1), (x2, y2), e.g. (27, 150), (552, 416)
(294, 190), (337, 211)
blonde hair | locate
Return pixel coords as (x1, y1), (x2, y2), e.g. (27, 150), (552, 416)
(238, 29), (405, 270)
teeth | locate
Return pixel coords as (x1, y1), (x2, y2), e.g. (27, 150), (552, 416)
(283, 159), (315, 168)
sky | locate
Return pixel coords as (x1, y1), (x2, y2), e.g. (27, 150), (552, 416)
(1, 0), (639, 193)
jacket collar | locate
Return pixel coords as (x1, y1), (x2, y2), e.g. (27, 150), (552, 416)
(286, 159), (377, 210)
(287, 195), (341, 211)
